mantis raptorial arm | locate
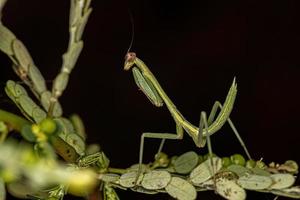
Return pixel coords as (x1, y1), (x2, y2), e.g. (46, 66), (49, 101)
(48, 0), (92, 116)
(124, 52), (251, 159)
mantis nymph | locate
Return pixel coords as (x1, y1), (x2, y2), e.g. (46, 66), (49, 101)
(124, 52), (252, 181)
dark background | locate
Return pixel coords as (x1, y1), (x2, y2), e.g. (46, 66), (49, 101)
(1, 0), (300, 199)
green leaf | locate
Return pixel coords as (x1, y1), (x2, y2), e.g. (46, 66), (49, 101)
(141, 170), (171, 190)
(53, 72), (69, 97)
(75, 8), (92, 41)
(190, 157), (222, 185)
(174, 151), (198, 174)
(267, 186), (300, 199)
(40, 91), (63, 117)
(269, 173), (295, 189)
(227, 165), (251, 177)
(62, 41), (83, 73)
(12, 39), (33, 72)
(28, 64), (47, 94)
(21, 124), (36, 142)
(165, 177), (197, 200)
(69, 114), (86, 140)
(237, 174), (272, 190)
(216, 177), (246, 200)
(0, 24), (16, 55)
(250, 167), (271, 176)
(130, 186), (158, 195)
(119, 171), (143, 188)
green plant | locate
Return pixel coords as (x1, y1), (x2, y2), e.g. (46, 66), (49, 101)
(0, 1), (299, 200)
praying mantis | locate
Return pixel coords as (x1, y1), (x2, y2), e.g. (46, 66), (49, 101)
(124, 52), (252, 181)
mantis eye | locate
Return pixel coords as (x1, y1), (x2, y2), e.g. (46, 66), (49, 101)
(124, 52), (136, 62)
(124, 52), (137, 70)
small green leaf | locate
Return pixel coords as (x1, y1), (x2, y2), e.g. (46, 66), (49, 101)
(85, 144), (101, 155)
(127, 164), (149, 173)
(216, 177), (246, 200)
(174, 151), (198, 174)
(32, 108), (47, 123)
(269, 173), (295, 189)
(141, 170), (171, 190)
(65, 133), (85, 155)
(119, 171), (143, 188)
(190, 157), (222, 185)
(75, 8), (92, 41)
(237, 174), (272, 190)
(130, 186), (158, 195)
(250, 167), (271, 176)
(0, 24), (16, 55)
(268, 186), (300, 199)
(28, 64), (47, 94)
(227, 165), (251, 177)
(70, 114), (86, 140)
(165, 177), (197, 200)
(53, 72), (69, 97)
(21, 125), (36, 142)
(40, 91), (63, 117)
(12, 39), (33, 72)
(62, 41), (83, 73)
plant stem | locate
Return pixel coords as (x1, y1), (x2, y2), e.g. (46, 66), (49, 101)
(107, 167), (128, 174)
(0, 109), (30, 132)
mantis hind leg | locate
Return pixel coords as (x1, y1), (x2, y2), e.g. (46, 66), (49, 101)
(136, 130), (184, 185)
(198, 111), (216, 188)
(155, 122), (183, 158)
(208, 101), (252, 160)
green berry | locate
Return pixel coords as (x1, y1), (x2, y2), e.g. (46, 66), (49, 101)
(39, 118), (57, 135)
(198, 155), (204, 164)
(203, 153), (217, 161)
(222, 157), (232, 168)
(230, 154), (246, 166)
(246, 159), (256, 168)
(256, 160), (266, 169)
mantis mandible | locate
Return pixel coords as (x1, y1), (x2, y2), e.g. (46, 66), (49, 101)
(124, 52), (252, 180)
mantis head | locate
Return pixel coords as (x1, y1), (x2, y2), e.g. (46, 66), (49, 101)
(124, 52), (136, 71)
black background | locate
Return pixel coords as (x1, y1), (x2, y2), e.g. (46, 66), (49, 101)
(1, 0), (300, 199)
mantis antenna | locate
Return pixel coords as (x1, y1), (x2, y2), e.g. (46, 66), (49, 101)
(126, 10), (135, 54)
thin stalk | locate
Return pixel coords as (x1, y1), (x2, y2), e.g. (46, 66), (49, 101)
(0, 109), (30, 132)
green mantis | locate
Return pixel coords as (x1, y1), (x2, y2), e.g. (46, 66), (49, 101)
(124, 52), (252, 181)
